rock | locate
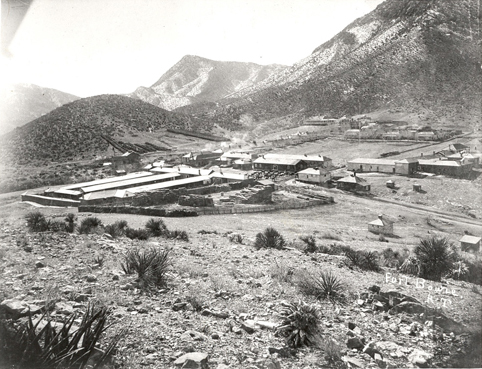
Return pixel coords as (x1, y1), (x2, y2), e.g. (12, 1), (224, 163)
(356, 299), (365, 306)
(74, 294), (90, 302)
(265, 359), (282, 369)
(257, 321), (277, 330)
(201, 309), (229, 319)
(112, 274), (120, 281)
(342, 356), (365, 368)
(241, 320), (257, 334)
(389, 302), (426, 315)
(180, 330), (209, 342)
(85, 274), (98, 282)
(389, 323), (399, 333)
(348, 322), (356, 330)
(120, 283), (134, 290)
(211, 332), (220, 339)
(35, 262), (46, 268)
(408, 349), (433, 368)
(55, 301), (75, 315)
(174, 352), (209, 368)
(173, 302), (188, 311)
(0, 299), (43, 318)
(268, 347), (293, 358)
(216, 365), (230, 369)
(363, 342), (383, 360)
(368, 285), (381, 293)
(346, 337), (365, 350)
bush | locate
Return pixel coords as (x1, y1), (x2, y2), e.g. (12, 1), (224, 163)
(0, 304), (124, 369)
(297, 270), (344, 303)
(121, 248), (170, 290)
(400, 255), (421, 276)
(380, 247), (407, 268)
(25, 211), (49, 232)
(125, 228), (150, 240)
(344, 249), (381, 272)
(145, 218), (168, 237)
(79, 217), (103, 235)
(64, 213), (77, 233)
(254, 227), (286, 249)
(228, 233), (243, 244)
(47, 220), (67, 233)
(168, 230), (189, 241)
(300, 235), (317, 253)
(321, 232), (342, 241)
(415, 236), (456, 281)
(105, 220), (128, 239)
(321, 339), (346, 368)
(276, 300), (321, 348)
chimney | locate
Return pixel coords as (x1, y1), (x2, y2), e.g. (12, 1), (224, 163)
(304, 154), (307, 157)
(421, 153), (423, 157)
(378, 214), (383, 220)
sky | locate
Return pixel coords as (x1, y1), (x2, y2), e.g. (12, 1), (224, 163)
(1, 0), (384, 97)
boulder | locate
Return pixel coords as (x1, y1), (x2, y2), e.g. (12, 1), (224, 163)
(174, 352), (209, 368)
(346, 337), (365, 350)
(408, 349), (433, 368)
(0, 299), (43, 318)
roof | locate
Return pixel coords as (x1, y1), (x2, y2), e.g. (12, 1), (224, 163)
(297, 168), (330, 175)
(59, 172), (154, 191)
(337, 175), (367, 184)
(417, 131), (435, 135)
(253, 156), (303, 166)
(261, 153), (331, 163)
(125, 175), (212, 194)
(151, 167), (214, 176)
(418, 160), (461, 167)
(256, 179), (275, 186)
(83, 189), (126, 200)
(210, 172), (247, 180)
(460, 235), (481, 244)
(369, 216), (394, 226)
(451, 143), (469, 150)
(80, 173), (181, 193)
(395, 157), (419, 163)
(348, 158), (396, 165)
(53, 189), (82, 196)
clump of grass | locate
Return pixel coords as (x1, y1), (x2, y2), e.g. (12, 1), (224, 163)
(321, 339), (346, 368)
(25, 211), (49, 232)
(270, 259), (295, 283)
(415, 236), (456, 281)
(198, 230), (218, 235)
(121, 248), (170, 290)
(0, 304), (124, 369)
(276, 300), (321, 348)
(145, 218), (168, 237)
(379, 247), (407, 268)
(400, 254), (421, 276)
(228, 233), (243, 244)
(47, 220), (67, 233)
(300, 235), (317, 253)
(321, 232), (342, 241)
(105, 220), (128, 239)
(93, 254), (105, 267)
(168, 230), (189, 241)
(79, 217), (103, 235)
(344, 249), (381, 272)
(254, 227), (286, 250)
(125, 228), (150, 240)
(297, 270), (345, 303)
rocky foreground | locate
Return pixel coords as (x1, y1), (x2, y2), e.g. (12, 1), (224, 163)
(0, 217), (481, 369)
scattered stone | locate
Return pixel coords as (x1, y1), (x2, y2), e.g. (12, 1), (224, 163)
(346, 337), (365, 350)
(389, 323), (399, 333)
(55, 301), (75, 315)
(368, 285), (381, 293)
(180, 330), (209, 342)
(74, 294), (90, 303)
(173, 302), (188, 311)
(268, 347), (294, 358)
(256, 321), (277, 330)
(85, 274), (98, 283)
(35, 262), (46, 268)
(174, 352), (209, 368)
(241, 320), (257, 334)
(408, 349), (433, 367)
(0, 299), (43, 318)
(342, 356), (365, 368)
(348, 322), (356, 330)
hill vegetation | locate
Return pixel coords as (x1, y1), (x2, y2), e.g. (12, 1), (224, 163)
(0, 95), (210, 165)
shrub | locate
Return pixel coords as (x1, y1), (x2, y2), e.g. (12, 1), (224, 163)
(47, 220), (66, 232)
(168, 230), (189, 241)
(228, 233), (243, 244)
(0, 304), (124, 369)
(105, 220), (128, 239)
(321, 339), (346, 368)
(297, 270), (344, 303)
(322, 232), (342, 241)
(415, 236), (456, 281)
(254, 227), (286, 249)
(344, 249), (381, 272)
(276, 300), (321, 348)
(400, 255), (421, 276)
(79, 217), (103, 235)
(270, 259), (294, 283)
(300, 235), (317, 253)
(121, 248), (170, 290)
(25, 211), (49, 232)
(145, 218), (168, 237)
(125, 227), (150, 240)
(64, 213), (77, 233)
(380, 247), (407, 268)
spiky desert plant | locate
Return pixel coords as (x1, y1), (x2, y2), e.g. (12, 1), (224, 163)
(121, 247), (170, 290)
(145, 218), (168, 237)
(254, 227), (286, 249)
(400, 254), (421, 276)
(0, 304), (124, 369)
(125, 227), (150, 240)
(415, 236), (456, 281)
(168, 230), (189, 241)
(297, 271), (344, 303)
(300, 235), (317, 253)
(228, 233), (244, 244)
(25, 211), (49, 232)
(276, 300), (321, 348)
(79, 217), (103, 235)
(64, 213), (77, 233)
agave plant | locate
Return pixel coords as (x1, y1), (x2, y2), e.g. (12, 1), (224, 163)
(121, 247), (170, 290)
(399, 254), (421, 276)
(254, 227), (286, 250)
(415, 236), (456, 281)
(297, 271), (344, 303)
(0, 304), (124, 369)
(276, 300), (321, 348)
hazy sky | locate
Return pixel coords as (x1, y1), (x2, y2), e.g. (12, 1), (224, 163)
(1, 0), (384, 97)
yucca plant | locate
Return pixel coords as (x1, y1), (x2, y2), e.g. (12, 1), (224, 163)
(168, 230), (189, 241)
(79, 217), (103, 235)
(25, 211), (49, 232)
(64, 213), (77, 233)
(400, 254), (421, 276)
(297, 271), (344, 303)
(254, 227), (286, 250)
(0, 304), (124, 369)
(125, 228), (150, 240)
(415, 236), (456, 281)
(121, 248), (170, 290)
(145, 218), (168, 237)
(104, 220), (128, 239)
(300, 235), (317, 253)
(276, 300), (321, 348)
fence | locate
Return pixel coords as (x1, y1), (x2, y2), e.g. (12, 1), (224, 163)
(79, 198), (333, 217)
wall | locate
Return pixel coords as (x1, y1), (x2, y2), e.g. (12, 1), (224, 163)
(22, 194), (80, 207)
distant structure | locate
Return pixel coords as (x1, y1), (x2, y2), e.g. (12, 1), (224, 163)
(336, 174), (370, 192)
(296, 168), (331, 185)
(368, 215), (394, 235)
(460, 235), (481, 253)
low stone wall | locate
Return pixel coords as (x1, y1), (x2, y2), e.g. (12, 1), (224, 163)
(178, 195), (214, 207)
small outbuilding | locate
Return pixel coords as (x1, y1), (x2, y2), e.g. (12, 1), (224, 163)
(336, 174), (370, 192)
(368, 215), (394, 235)
(296, 168), (331, 185)
(460, 235), (481, 253)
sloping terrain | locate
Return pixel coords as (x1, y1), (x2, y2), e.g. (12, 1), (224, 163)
(128, 55), (286, 110)
(177, 0), (481, 130)
(0, 83), (79, 134)
(0, 95), (210, 165)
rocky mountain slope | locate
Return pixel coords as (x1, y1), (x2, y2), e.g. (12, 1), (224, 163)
(0, 83), (79, 134)
(128, 55), (286, 110)
(0, 95), (210, 165)
(177, 0), (481, 130)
